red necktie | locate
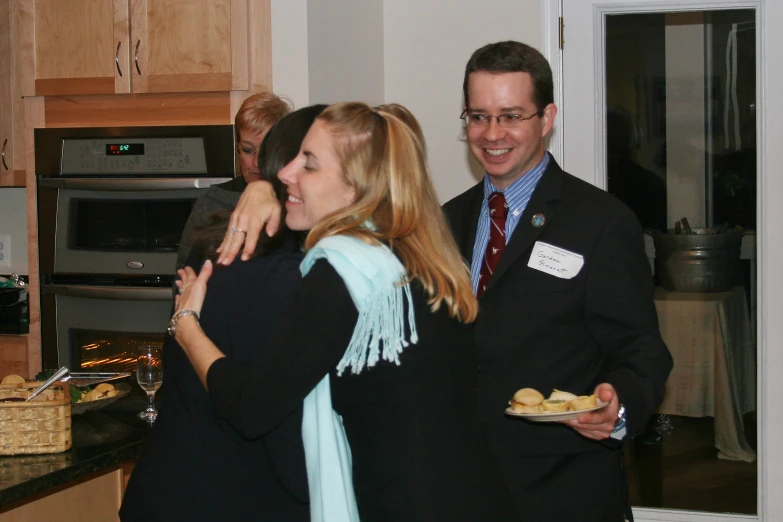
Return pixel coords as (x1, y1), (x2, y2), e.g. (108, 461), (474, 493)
(477, 192), (507, 299)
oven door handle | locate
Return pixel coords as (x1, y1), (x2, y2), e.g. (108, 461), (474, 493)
(41, 284), (173, 301)
(37, 178), (229, 191)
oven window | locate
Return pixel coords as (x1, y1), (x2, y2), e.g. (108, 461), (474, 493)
(71, 329), (164, 374)
(69, 199), (195, 252)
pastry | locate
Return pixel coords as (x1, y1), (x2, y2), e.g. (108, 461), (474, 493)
(95, 383), (115, 394)
(569, 394), (598, 411)
(542, 399), (569, 413)
(548, 389), (578, 402)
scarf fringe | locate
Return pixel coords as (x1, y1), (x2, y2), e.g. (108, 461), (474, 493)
(336, 277), (419, 376)
(300, 234), (418, 522)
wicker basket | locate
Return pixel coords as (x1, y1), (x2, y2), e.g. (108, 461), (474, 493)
(0, 384), (72, 455)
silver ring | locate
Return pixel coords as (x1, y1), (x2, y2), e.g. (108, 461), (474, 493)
(230, 226), (246, 235)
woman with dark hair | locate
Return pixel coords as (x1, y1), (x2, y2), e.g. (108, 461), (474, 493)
(175, 92), (293, 269)
(120, 104), (327, 522)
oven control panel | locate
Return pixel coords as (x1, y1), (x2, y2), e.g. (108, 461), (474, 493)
(60, 137), (209, 175)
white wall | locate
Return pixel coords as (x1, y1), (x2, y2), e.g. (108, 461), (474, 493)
(271, 0), (310, 109)
(0, 188), (28, 275)
(271, 0), (545, 203)
(383, 0), (543, 203)
(307, 0), (385, 105)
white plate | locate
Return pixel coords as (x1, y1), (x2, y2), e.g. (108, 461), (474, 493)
(504, 400), (608, 422)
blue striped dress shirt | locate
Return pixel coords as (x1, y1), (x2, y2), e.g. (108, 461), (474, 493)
(470, 153), (550, 294)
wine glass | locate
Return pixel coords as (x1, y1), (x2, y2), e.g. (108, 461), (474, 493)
(136, 344), (163, 424)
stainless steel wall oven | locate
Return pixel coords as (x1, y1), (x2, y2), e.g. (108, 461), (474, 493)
(37, 125), (235, 373)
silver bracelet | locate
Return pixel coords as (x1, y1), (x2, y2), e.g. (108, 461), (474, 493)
(167, 309), (200, 338)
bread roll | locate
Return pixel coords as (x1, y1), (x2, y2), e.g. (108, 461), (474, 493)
(509, 401), (544, 414)
(512, 388), (545, 406)
(95, 383), (115, 394)
(83, 389), (104, 402)
(1, 374), (25, 385)
(569, 394), (598, 411)
(542, 399), (569, 413)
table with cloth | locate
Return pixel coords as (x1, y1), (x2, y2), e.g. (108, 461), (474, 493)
(653, 286), (756, 462)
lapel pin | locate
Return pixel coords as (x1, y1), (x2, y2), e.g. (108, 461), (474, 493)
(531, 214), (546, 227)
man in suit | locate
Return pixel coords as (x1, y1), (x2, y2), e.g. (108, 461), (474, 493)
(442, 41), (672, 522)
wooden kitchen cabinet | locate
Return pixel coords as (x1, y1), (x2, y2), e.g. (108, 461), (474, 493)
(0, 0), (25, 187)
(0, 0), (14, 184)
(20, 0), (250, 96)
(0, 468), (124, 522)
(131, 0), (248, 93)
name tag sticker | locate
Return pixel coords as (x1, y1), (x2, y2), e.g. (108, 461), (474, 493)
(527, 241), (584, 280)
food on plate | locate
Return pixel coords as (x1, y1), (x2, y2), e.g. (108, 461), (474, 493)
(509, 386), (601, 414)
(71, 382), (118, 404)
(548, 389), (578, 402)
(512, 388), (545, 406)
(568, 394), (598, 411)
(509, 401), (543, 414)
(82, 389), (104, 402)
(542, 399), (569, 413)
(1, 374), (25, 385)
(95, 383), (115, 394)
(70, 385), (84, 403)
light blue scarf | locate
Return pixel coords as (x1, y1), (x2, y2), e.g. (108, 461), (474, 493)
(300, 235), (418, 522)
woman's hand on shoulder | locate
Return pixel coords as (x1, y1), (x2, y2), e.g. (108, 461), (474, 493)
(216, 181), (282, 265)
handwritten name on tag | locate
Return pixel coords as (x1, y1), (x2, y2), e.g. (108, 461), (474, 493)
(527, 241), (584, 280)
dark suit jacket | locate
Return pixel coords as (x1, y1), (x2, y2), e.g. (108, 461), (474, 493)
(443, 156), (672, 519)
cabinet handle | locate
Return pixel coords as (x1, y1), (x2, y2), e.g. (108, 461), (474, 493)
(115, 41), (123, 77)
(135, 40), (142, 75)
(1, 138), (7, 171)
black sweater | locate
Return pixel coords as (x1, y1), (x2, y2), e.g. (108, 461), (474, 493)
(207, 259), (518, 521)
(120, 245), (309, 522)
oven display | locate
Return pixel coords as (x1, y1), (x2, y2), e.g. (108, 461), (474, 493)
(106, 143), (145, 156)
(61, 136), (209, 174)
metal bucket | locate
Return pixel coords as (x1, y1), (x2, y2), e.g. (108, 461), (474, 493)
(652, 228), (743, 293)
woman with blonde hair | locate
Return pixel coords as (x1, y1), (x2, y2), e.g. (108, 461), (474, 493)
(374, 102), (427, 155)
(172, 102), (517, 521)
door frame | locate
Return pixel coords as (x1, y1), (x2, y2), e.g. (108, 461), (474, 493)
(546, 0), (783, 520)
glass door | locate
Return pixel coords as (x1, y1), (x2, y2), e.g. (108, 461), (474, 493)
(559, 1), (783, 520)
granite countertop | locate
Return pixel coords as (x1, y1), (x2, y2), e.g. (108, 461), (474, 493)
(0, 395), (150, 507)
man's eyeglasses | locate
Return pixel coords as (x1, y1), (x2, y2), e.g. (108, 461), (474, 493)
(237, 145), (258, 157)
(460, 109), (543, 128)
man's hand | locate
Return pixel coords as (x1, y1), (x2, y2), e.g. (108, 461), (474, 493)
(216, 181), (282, 265)
(561, 383), (621, 440)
